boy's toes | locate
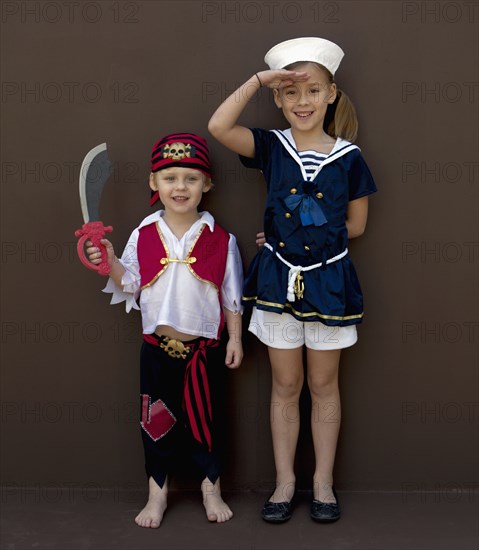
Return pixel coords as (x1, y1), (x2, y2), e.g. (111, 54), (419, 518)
(135, 516), (146, 528)
(135, 511), (163, 529)
(210, 508), (233, 523)
(217, 512), (228, 523)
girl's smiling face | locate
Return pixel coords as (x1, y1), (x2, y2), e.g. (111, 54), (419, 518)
(149, 167), (211, 216)
(273, 62), (337, 134)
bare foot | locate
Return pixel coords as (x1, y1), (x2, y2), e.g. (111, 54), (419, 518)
(313, 479), (336, 503)
(269, 480), (295, 503)
(201, 477), (233, 523)
(135, 476), (168, 528)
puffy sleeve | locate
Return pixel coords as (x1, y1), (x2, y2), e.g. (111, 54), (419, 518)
(102, 228), (141, 312)
(221, 234), (244, 314)
(348, 151), (377, 200)
(238, 127), (273, 171)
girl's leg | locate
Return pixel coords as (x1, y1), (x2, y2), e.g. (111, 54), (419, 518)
(267, 346), (304, 502)
(306, 348), (341, 503)
(135, 475), (168, 528)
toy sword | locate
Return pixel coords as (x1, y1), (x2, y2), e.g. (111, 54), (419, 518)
(74, 143), (113, 275)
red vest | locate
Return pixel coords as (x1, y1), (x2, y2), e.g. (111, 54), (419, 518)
(137, 221), (230, 336)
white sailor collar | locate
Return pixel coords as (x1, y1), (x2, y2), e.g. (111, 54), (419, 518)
(271, 128), (359, 181)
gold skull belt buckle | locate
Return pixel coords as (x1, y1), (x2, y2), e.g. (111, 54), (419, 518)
(160, 336), (191, 359)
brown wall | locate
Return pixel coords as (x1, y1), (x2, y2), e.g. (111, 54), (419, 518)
(1, 0), (478, 496)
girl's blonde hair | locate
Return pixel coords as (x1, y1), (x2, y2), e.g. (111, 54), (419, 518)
(285, 62), (358, 143)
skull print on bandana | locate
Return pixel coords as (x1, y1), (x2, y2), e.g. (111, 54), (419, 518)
(162, 142), (195, 161)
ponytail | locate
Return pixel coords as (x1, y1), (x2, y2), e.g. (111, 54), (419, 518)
(324, 89), (358, 143)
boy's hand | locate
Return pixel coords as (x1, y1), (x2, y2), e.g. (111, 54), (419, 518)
(256, 69), (310, 89)
(225, 339), (243, 369)
(256, 232), (266, 247)
(86, 238), (115, 266)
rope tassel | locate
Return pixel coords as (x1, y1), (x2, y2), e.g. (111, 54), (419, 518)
(287, 266), (304, 301)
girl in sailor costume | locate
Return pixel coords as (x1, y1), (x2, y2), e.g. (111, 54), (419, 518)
(209, 37), (376, 523)
(86, 133), (243, 528)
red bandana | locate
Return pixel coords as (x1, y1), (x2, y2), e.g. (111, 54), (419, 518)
(150, 133), (211, 206)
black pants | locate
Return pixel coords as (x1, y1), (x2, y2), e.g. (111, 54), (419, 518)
(139, 337), (227, 488)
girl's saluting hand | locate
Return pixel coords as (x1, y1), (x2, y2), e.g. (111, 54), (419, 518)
(256, 69), (310, 89)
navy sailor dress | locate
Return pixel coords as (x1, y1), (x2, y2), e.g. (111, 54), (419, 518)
(239, 128), (377, 327)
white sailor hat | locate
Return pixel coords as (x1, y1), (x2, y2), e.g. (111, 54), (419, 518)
(264, 37), (344, 76)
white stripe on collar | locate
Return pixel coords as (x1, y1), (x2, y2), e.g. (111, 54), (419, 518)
(271, 129), (359, 181)
(271, 129), (307, 179)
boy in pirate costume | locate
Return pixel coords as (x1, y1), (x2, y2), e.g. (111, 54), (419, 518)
(86, 133), (243, 527)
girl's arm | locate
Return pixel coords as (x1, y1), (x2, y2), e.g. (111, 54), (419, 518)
(208, 69), (309, 158)
(257, 197), (369, 244)
(346, 197), (369, 238)
(259, 194), (369, 244)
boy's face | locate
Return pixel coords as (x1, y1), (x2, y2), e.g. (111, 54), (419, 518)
(149, 167), (211, 216)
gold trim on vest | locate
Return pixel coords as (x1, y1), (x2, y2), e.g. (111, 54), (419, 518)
(141, 223), (218, 292)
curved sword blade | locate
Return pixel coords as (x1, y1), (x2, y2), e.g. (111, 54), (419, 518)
(79, 143), (112, 223)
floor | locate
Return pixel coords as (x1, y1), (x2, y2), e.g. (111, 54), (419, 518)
(1, 488), (478, 550)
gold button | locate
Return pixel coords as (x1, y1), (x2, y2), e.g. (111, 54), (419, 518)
(279, 242), (285, 248)
(290, 188), (297, 194)
(316, 192), (323, 199)
(285, 213), (291, 219)
(304, 245), (310, 251)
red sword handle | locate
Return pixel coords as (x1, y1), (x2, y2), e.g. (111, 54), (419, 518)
(74, 221), (113, 276)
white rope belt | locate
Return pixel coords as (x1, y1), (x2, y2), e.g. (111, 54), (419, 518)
(264, 243), (348, 302)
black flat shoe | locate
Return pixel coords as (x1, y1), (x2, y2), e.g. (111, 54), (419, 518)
(310, 488), (340, 523)
(261, 496), (294, 523)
